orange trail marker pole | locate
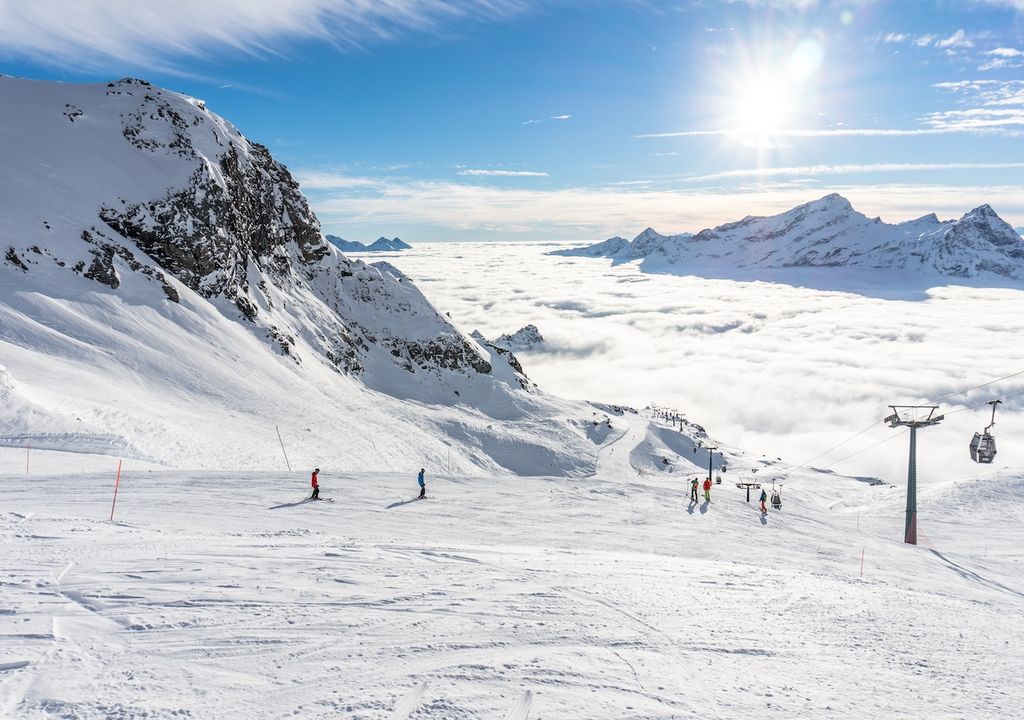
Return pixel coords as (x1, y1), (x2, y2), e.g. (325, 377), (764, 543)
(109, 460), (123, 522)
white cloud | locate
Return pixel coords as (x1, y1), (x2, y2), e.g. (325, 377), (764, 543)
(915, 34), (937, 47)
(883, 32), (910, 43)
(300, 170), (1024, 239)
(0, 0), (530, 70)
(393, 242), (1024, 485)
(293, 170), (384, 189)
(684, 162), (1024, 182)
(987, 47), (1024, 57)
(642, 78), (1024, 138)
(936, 29), (973, 50)
(550, 114), (572, 120)
(928, 78), (1024, 129)
(636, 126), (1012, 138)
(457, 168), (549, 177)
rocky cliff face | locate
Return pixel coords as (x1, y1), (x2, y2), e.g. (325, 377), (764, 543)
(0, 76), (520, 396)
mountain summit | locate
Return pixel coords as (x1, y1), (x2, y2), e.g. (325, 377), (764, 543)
(0, 76), (597, 472)
(553, 193), (1024, 280)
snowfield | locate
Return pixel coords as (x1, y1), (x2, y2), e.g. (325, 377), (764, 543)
(2, 75), (1022, 719)
(3, 412), (1022, 719)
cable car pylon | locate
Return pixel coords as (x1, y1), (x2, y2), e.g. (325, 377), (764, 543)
(884, 405), (944, 545)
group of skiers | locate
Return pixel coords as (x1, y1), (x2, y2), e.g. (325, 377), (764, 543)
(689, 476), (780, 515)
(309, 467), (426, 501)
(309, 466), (777, 513)
(689, 476), (713, 503)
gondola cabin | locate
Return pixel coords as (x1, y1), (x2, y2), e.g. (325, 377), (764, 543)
(969, 431), (996, 463)
(969, 399), (1002, 464)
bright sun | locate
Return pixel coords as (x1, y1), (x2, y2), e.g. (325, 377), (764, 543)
(728, 76), (795, 136)
(719, 38), (825, 146)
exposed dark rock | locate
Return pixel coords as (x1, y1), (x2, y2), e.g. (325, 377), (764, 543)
(5, 248), (28, 271)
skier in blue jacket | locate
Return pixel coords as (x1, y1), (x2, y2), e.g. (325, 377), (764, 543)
(417, 468), (426, 499)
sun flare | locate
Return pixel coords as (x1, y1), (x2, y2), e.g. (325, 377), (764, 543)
(728, 75), (795, 135)
(717, 37), (825, 146)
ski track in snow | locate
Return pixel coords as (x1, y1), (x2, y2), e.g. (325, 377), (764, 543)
(1, 423), (1023, 719)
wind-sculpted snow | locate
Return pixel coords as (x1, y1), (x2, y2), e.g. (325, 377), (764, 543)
(555, 193), (1024, 280)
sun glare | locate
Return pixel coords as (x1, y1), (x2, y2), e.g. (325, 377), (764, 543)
(729, 76), (794, 135)
(718, 37), (824, 147)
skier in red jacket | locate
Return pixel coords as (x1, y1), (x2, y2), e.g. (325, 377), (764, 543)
(311, 468), (320, 500)
(703, 477), (712, 503)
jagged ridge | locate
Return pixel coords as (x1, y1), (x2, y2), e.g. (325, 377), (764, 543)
(552, 193), (1024, 280)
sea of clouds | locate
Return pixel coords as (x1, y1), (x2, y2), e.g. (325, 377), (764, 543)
(389, 242), (1024, 488)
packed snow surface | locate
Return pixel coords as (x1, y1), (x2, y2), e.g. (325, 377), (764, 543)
(2, 412), (1022, 718)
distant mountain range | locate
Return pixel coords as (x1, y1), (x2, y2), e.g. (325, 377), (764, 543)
(326, 235), (412, 252)
(552, 193), (1024, 280)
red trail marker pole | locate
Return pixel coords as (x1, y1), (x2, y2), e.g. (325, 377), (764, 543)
(860, 548), (865, 578)
(109, 460), (123, 522)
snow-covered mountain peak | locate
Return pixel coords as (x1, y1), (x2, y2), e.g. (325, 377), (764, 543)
(0, 76), (530, 398)
(796, 192), (853, 214)
(493, 324), (545, 352)
(550, 193), (1024, 280)
(1, 75), (629, 474)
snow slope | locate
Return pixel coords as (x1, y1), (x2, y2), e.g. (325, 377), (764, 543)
(2, 409), (1021, 719)
(554, 193), (1024, 281)
(0, 76), (611, 474)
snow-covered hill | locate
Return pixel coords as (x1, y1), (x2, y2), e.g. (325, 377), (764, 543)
(554, 193), (1024, 280)
(3, 411), (1021, 718)
(0, 76), (619, 473)
(326, 235), (412, 252)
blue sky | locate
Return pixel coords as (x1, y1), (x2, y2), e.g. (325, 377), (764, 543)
(2, 0), (1023, 242)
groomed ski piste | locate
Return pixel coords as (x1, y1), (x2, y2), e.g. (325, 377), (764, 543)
(3, 407), (1022, 719)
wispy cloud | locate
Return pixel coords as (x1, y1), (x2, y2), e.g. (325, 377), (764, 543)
(457, 168), (549, 177)
(636, 127), (1004, 139)
(980, 47), (1024, 70)
(685, 162), (1024, 183)
(639, 77), (1024, 139)
(293, 170), (384, 189)
(883, 32), (911, 44)
(0, 0), (531, 70)
(936, 29), (973, 50)
(550, 114), (572, 121)
(299, 169), (1024, 240)
(929, 78), (1024, 130)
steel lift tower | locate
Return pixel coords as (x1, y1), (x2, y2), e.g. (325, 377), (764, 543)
(885, 405), (943, 545)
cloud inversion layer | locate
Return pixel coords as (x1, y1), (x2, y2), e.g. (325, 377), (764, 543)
(391, 243), (1024, 485)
